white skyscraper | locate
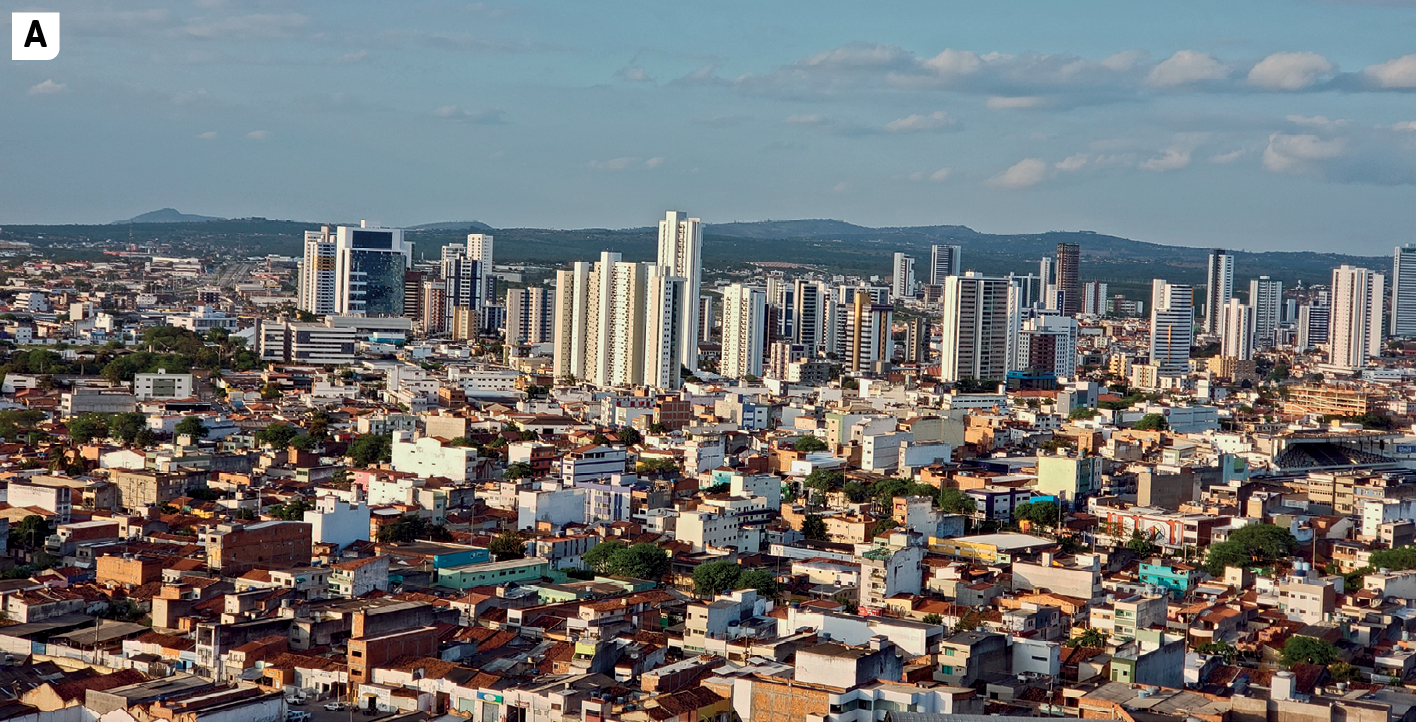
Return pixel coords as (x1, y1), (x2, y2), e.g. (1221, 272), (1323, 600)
(892, 252), (917, 299)
(1149, 279), (1193, 377)
(658, 211), (703, 373)
(1204, 249), (1234, 336)
(940, 273), (1020, 383)
(1081, 281), (1108, 316)
(466, 234), (495, 308)
(299, 226), (337, 315)
(553, 261), (593, 382)
(334, 223), (412, 317)
(793, 279), (832, 353)
(930, 245), (962, 285)
(1330, 265), (1385, 371)
(643, 266), (686, 389)
(1017, 312), (1078, 380)
(505, 287), (554, 345)
(1219, 298), (1252, 361)
(721, 284), (766, 379)
(1248, 276), (1283, 348)
(1392, 244), (1416, 337)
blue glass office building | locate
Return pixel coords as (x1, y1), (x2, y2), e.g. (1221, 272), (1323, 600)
(335, 225), (412, 316)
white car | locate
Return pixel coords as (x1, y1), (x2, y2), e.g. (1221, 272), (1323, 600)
(287, 712), (311, 722)
(325, 703), (345, 712)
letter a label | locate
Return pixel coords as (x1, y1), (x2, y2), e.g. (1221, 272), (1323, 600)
(13, 13), (60, 60)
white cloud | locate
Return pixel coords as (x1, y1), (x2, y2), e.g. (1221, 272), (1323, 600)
(434, 105), (506, 124)
(1395, 121), (1416, 131)
(1263, 133), (1344, 173)
(987, 96), (1043, 109)
(922, 48), (982, 75)
(1288, 114), (1348, 128)
(28, 80), (67, 95)
(987, 158), (1050, 189)
(196, 131), (218, 140)
(1365, 54), (1416, 88)
(833, 182), (850, 193)
(1139, 148), (1191, 172)
(245, 130), (272, 140)
(1101, 50), (1148, 71)
(784, 114), (829, 125)
(883, 111), (955, 133)
(1054, 153), (1090, 171)
(1145, 50), (1230, 87)
(909, 168), (952, 182)
(615, 66), (653, 83)
(185, 13), (309, 38)
(1209, 149), (1244, 164)
(332, 50), (368, 65)
(1247, 51), (1334, 90)
(588, 157), (663, 171)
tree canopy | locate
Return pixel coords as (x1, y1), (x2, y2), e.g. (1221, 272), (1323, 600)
(1281, 636), (1337, 667)
(348, 434), (393, 467)
(1204, 523), (1298, 576)
(174, 416), (208, 440)
(489, 532), (526, 562)
(692, 560), (742, 597)
(1133, 413), (1169, 431)
(794, 435), (828, 453)
(802, 514), (827, 541)
(583, 540), (669, 580)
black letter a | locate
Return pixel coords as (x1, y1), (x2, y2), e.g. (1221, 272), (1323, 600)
(25, 19), (47, 48)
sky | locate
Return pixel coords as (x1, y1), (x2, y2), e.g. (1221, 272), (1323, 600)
(3, 0), (1416, 253)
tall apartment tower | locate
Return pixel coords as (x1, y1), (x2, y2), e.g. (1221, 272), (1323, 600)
(721, 284), (766, 379)
(905, 317), (931, 363)
(1392, 244), (1416, 337)
(940, 272), (1019, 383)
(1149, 279), (1193, 377)
(1298, 290), (1330, 350)
(553, 261), (593, 382)
(334, 223), (412, 317)
(697, 296), (715, 343)
(505, 287), (554, 345)
(643, 267), (686, 389)
(1248, 276), (1283, 348)
(930, 245), (962, 285)
(421, 279), (448, 335)
(793, 279), (831, 353)
(1017, 311), (1077, 380)
(465, 234), (496, 307)
(299, 226), (338, 315)
(892, 253), (916, 300)
(1219, 298), (1252, 361)
(657, 211), (703, 373)
(1330, 265), (1385, 371)
(1081, 281), (1108, 316)
(1204, 249), (1234, 335)
(1055, 243), (1081, 317)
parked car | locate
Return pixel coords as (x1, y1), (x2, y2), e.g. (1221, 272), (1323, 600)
(287, 698), (307, 706)
(287, 712), (311, 722)
(325, 703), (345, 712)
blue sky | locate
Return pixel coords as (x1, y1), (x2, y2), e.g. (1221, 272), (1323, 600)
(4, 0), (1416, 253)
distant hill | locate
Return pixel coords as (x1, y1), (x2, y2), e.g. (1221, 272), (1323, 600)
(703, 219), (876, 239)
(111, 208), (224, 224)
(408, 221), (493, 232)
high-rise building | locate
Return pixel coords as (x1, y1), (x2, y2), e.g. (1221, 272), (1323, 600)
(1009, 272), (1047, 310)
(1149, 279), (1193, 377)
(1204, 249), (1234, 336)
(552, 254), (685, 389)
(1017, 311), (1077, 380)
(793, 279), (831, 353)
(403, 270), (426, 320)
(1298, 291), (1330, 350)
(1392, 244), (1416, 337)
(1248, 276), (1283, 348)
(466, 234), (495, 307)
(1081, 281), (1108, 316)
(643, 267), (686, 389)
(299, 226), (338, 315)
(940, 272), (1019, 383)
(334, 223), (412, 317)
(505, 287), (554, 345)
(421, 279), (448, 335)
(833, 285), (891, 372)
(1055, 243), (1081, 317)
(1330, 265), (1385, 371)
(697, 295), (715, 343)
(1219, 298), (1252, 361)
(905, 317), (931, 363)
(440, 243), (481, 331)
(767, 341), (807, 379)
(767, 274), (795, 341)
(657, 211), (703, 373)
(892, 253), (916, 299)
(930, 245), (962, 285)
(721, 284), (766, 379)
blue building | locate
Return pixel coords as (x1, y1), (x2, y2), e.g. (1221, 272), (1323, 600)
(1138, 560), (1199, 598)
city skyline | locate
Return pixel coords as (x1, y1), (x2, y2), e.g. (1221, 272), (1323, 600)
(5, 1), (1416, 253)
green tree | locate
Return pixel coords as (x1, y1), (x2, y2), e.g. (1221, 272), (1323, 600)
(1281, 636), (1338, 667)
(1133, 413), (1169, 431)
(108, 412), (148, 446)
(693, 559), (743, 597)
(842, 481), (870, 504)
(348, 434), (393, 467)
(739, 569), (780, 599)
(1204, 541), (1249, 576)
(254, 423), (300, 449)
(288, 434), (318, 452)
(1127, 530), (1159, 558)
(8, 515), (48, 549)
(504, 462), (535, 480)
(488, 532), (526, 562)
(646, 421), (668, 434)
(938, 487), (977, 516)
(804, 469), (844, 494)
(617, 428), (642, 447)
(603, 543), (670, 580)
(922, 613), (943, 625)
(269, 498), (313, 521)
(174, 416), (208, 440)
(1066, 628), (1108, 648)
(1013, 501), (1061, 530)
(259, 383), (283, 400)
(66, 414), (109, 445)
(1068, 407), (1099, 420)
(583, 540), (627, 573)
(802, 514), (827, 540)
(1368, 546), (1416, 572)
(1195, 640), (1239, 664)
(637, 458), (679, 475)
(1229, 523), (1299, 562)
(794, 435), (828, 453)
